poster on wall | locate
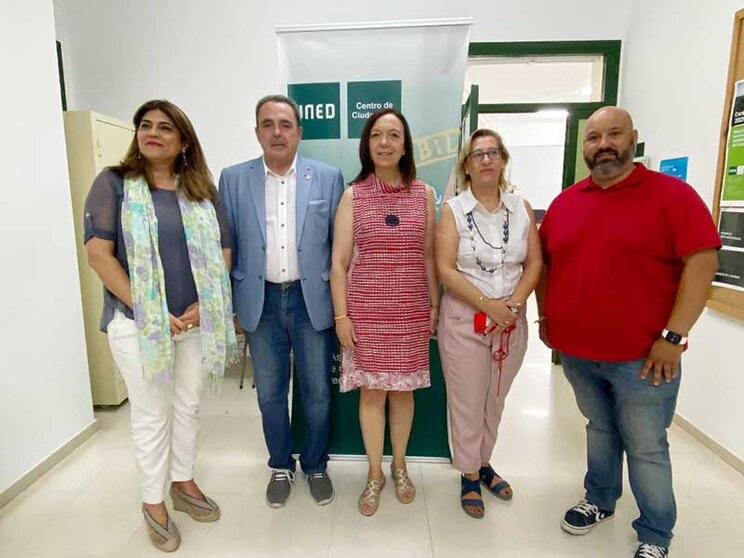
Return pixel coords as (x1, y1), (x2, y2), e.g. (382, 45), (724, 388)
(721, 79), (744, 205)
(719, 208), (744, 249)
(713, 247), (744, 291)
(659, 156), (688, 181)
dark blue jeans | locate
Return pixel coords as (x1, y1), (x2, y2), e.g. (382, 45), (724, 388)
(560, 354), (680, 548)
(246, 282), (333, 474)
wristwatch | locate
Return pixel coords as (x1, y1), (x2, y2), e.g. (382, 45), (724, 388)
(661, 328), (688, 346)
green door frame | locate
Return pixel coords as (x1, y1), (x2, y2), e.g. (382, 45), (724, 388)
(466, 40), (621, 189)
(461, 84), (479, 137)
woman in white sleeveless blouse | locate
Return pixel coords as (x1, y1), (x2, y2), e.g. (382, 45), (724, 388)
(435, 129), (542, 519)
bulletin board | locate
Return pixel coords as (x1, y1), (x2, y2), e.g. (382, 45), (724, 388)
(708, 8), (744, 320)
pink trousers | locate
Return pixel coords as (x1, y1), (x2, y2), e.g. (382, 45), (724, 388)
(437, 292), (528, 473)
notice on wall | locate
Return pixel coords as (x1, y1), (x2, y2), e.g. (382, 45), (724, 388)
(715, 82), (744, 292)
(719, 208), (744, 248)
(721, 80), (744, 205)
(715, 208), (744, 290)
(714, 247), (744, 291)
(659, 157), (688, 181)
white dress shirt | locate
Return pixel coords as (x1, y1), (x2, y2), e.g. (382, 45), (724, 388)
(263, 156), (300, 283)
(446, 187), (530, 299)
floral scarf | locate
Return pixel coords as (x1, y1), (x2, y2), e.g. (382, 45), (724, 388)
(121, 175), (236, 391)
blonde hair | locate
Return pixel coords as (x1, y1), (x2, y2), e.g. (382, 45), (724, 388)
(455, 128), (511, 194)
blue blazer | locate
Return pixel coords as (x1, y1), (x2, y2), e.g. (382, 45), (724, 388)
(218, 156), (345, 333)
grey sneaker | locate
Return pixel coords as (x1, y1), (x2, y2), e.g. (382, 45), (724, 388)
(266, 469), (295, 508)
(307, 471), (334, 505)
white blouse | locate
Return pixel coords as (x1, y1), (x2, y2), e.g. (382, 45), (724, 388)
(445, 187), (530, 299)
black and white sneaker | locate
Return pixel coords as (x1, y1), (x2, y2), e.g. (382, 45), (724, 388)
(634, 543), (669, 558)
(560, 499), (614, 535)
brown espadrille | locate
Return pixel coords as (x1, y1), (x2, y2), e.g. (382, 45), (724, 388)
(142, 505), (180, 553)
(170, 485), (221, 522)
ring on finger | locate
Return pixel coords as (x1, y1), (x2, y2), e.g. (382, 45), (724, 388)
(186, 323), (194, 330)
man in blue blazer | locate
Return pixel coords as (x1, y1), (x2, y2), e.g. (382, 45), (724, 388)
(219, 95), (344, 508)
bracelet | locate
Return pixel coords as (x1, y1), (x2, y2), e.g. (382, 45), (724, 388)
(334, 315), (348, 322)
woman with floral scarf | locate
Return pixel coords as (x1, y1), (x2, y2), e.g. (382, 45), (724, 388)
(84, 99), (235, 552)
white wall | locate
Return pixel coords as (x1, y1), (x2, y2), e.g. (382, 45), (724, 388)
(622, 0), (744, 460)
(0, 1), (95, 494)
(53, 0), (628, 176)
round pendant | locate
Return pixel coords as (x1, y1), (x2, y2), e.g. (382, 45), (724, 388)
(385, 213), (400, 227)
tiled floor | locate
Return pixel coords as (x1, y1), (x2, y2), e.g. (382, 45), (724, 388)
(2, 316), (743, 557)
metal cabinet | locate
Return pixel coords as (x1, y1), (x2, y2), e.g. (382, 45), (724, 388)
(63, 111), (133, 405)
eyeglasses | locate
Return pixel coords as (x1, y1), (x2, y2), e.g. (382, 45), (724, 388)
(468, 148), (502, 163)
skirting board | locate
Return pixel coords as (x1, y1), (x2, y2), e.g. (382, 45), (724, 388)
(673, 413), (744, 475)
(0, 419), (99, 509)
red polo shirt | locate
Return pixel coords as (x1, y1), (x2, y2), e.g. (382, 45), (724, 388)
(540, 164), (721, 361)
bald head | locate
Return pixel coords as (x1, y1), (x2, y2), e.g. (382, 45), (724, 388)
(586, 106), (634, 131)
(583, 106), (639, 187)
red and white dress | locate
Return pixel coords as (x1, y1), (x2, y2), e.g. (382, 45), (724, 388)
(340, 173), (432, 392)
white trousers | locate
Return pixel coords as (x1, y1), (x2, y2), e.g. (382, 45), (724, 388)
(107, 311), (204, 504)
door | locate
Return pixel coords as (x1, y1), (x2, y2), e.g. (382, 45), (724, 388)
(95, 118), (134, 172)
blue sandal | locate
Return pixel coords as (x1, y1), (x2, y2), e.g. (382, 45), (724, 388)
(479, 464), (512, 500)
(460, 475), (485, 519)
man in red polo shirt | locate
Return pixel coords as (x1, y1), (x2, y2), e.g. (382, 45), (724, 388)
(538, 106), (720, 558)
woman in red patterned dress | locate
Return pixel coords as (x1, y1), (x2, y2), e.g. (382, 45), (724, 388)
(331, 109), (438, 516)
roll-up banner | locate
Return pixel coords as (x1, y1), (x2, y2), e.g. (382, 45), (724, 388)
(277, 19), (471, 459)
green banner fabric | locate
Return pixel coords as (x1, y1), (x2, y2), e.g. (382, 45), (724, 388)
(288, 82), (341, 140)
(290, 339), (451, 458)
(347, 80), (402, 138)
(277, 19), (471, 459)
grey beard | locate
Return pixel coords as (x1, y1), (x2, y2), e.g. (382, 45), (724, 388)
(586, 142), (636, 178)
(591, 157), (626, 178)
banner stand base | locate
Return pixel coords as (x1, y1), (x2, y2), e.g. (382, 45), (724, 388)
(299, 453), (452, 465)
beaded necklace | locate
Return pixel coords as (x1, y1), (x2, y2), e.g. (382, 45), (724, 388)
(465, 208), (510, 273)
